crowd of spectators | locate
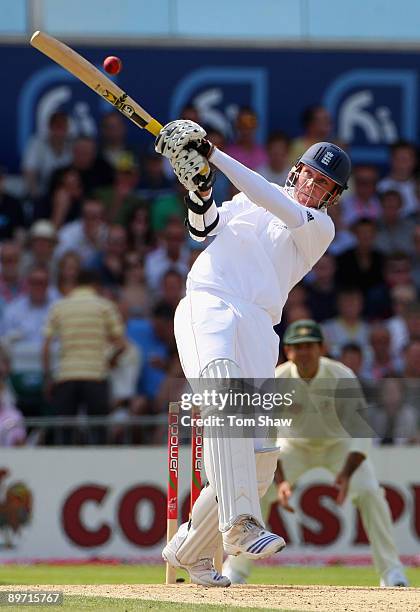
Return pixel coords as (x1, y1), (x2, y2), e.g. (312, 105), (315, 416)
(0, 103), (419, 446)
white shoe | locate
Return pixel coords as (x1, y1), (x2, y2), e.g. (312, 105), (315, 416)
(163, 526), (231, 587)
(222, 560), (247, 584)
(223, 516), (286, 560)
(380, 567), (409, 587)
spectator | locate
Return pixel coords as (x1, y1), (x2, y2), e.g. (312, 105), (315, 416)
(160, 269), (185, 309)
(341, 165), (381, 228)
(411, 224), (420, 291)
(150, 182), (186, 234)
(402, 339), (420, 411)
(144, 219), (190, 292)
(50, 136), (114, 196)
(0, 346), (26, 447)
(322, 288), (370, 359)
(205, 128), (230, 203)
(94, 152), (145, 224)
(289, 105), (332, 164)
(0, 167), (25, 240)
(0, 241), (26, 305)
(22, 111), (72, 198)
(43, 268), (126, 444)
(339, 342), (364, 376)
(375, 190), (415, 255)
(99, 111), (132, 169)
(327, 203), (357, 256)
(126, 301), (176, 401)
(362, 324), (403, 380)
(119, 252), (152, 319)
(405, 302), (420, 343)
(56, 199), (107, 264)
(386, 284), (417, 360)
(335, 218), (384, 293)
(22, 220), (58, 277)
(369, 378), (418, 445)
(137, 151), (174, 200)
(88, 224), (127, 288)
(365, 253), (413, 319)
(56, 251), (81, 297)
(305, 254), (338, 322)
(1, 266), (55, 348)
(226, 107), (267, 170)
(257, 131), (290, 186)
(126, 204), (155, 258)
(48, 168), (84, 228)
(378, 140), (418, 217)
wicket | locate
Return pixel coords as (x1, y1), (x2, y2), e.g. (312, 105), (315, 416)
(166, 401), (223, 584)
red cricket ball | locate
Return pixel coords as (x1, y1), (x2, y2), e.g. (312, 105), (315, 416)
(103, 56), (122, 75)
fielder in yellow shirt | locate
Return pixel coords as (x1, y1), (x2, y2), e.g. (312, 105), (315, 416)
(223, 319), (408, 587)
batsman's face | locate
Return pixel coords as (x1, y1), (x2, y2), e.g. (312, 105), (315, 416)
(294, 165), (337, 208)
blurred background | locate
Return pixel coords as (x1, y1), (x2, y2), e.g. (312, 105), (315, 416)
(0, 0), (419, 567)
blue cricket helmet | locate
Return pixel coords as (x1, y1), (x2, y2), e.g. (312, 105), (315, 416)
(299, 142), (351, 190)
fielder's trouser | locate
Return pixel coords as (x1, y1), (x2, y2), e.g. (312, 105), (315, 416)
(227, 440), (403, 578)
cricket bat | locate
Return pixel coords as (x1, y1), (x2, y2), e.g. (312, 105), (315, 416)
(30, 30), (163, 136)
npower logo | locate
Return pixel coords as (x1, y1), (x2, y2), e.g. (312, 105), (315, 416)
(323, 69), (418, 163)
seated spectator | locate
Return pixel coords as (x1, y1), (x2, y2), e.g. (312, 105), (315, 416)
(365, 252), (413, 319)
(94, 153), (146, 224)
(56, 199), (107, 264)
(22, 220), (58, 277)
(375, 190), (415, 255)
(0, 241), (26, 305)
(205, 128), (230, 203)
(341, 165), (381, 228)
(0, 345), (26, 447)
(411, 224), (420, 292)
(405, 302), (420, 343)
(43, 268), (126, 444)
(55, 251), (81, 297)
(402, 340), (420, 411)
(48, 167), (84, 228)
(2, 266), (56, 418)
(369, 378), (418, 444)
(99, 111), (133, 169)
(22, 111), (72, 198)
(226, 107), (267, 170)
(275, 285), (311, 344)
(335, 218), (384, 293)
(119, 252), (152, 319)
(50, 136), (114, 196)
(126, 301), (176, 401)
(0, 167), (25, 240)
(377, 140), (418, 217)
(150, 182), (186, 234)
(160, 269), (185, 309)
(327, 203), (357, 256)
(257, 131), (290, 186)
(145, 219), (190, 292)
(305, 254), (338, 322)
(386, 284), (417, 360)
(288, 105), (333, 164)
(88, 224), (127, 289)
(339, 342), (374, 400)
(1, 266), (55, 347)
(361, 324), (403, 380)
(137, 151), (174, 200)
(126, 204), (155, 258)
(322, 288), (370, 359)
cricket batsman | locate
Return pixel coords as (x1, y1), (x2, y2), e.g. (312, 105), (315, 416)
(155, 120), (351, 586)
(223, 320), (408, 587)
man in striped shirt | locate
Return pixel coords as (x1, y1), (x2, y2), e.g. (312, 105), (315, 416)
(42, 268), (126, 443)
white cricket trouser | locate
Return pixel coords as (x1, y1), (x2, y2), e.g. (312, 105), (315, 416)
(174, 289), (279, 532)
(229, 440), (403, 578)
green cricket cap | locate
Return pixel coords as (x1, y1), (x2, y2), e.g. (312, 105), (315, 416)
(283, 319), (324, 345)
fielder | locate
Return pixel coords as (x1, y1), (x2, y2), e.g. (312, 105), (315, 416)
(155, 120), (351, 586)
(223, 320), (408, 587)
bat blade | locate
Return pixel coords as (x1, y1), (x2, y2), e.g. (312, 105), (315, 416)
(30, 30), (163, 136)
